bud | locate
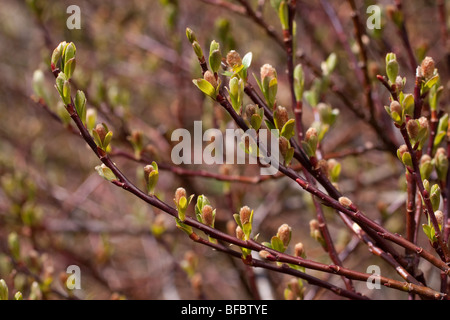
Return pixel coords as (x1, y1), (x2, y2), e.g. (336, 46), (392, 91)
(236, 225), (245, 240)
(29, 281), (42, 300)
(14, 291), (23, 300)
(203, 70), (217, 88)
(277, 224), (291, 248)
(407, 120), (419, 140)
(51, 42), (66, 71)
(229, 77), (240, 97)
(274, 105), (289, 130)
(293, 64), (305, 102)
(86, 108), (97, 132)
(94, 124), (107, 142)
(92, 123), (113, 151)
(245, 104), (257, 120)
(386, 52), (399, 84)
(434, 147), (448, 182)
(317, 103), (339, 126)
(175, 187), (187, 205)
(303, 127), (318, 157)
(201, 205), (214, 226)
(397, 144), (412, 167)
(226, 50), (242, 68)
(279, 136), (289, 157)
(8, 232), (20, 261)
(62, 42), (76, 69)
(435, 210), (444, 227)
(260, 64), (276, 81)
(74, 90), (87, 125)
(294, 242), (304, 258)
(420, 154), (433, 180)
(339, 196), (353, 209)
(430, 184), (441, 212)
(418, 117), (429, 130)
(186, 27), (197, 44)
(328, 158), (341, 182)
(229, 77), (243, 113)
(0, 279), (8, 300)
(239, 206), (252, 225)
(259, 250), (271, 259)
(144, 162), (158, 195)
(192, 41), (203, 59)
(305, 127), (317, 141)
(310, 219), (320, 235)
(395, 75), (405, 92)
(55, 72), (71, 105)
(388, 100), (403, 124)
(95, 164), (117, 182)
(209, 40), (222, 74)
(421, 56), (435, 79)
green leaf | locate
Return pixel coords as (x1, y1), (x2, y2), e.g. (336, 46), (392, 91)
(62, 42), (76, 67)
(293, 64), (304, 102)
(176, 218), (193, 236)
(422, 224), (435, 242)
(95, 164), (117, 182)
(233, 213), (243, 230)
(280, 119), (296, 140)
(64, 57), (76, 79)
(92, 129), (102, 148)
(253, 72), (264, 94)
(284, 147), (294, 166)
(243, 221), (252, 239)
(386, 60), (399, 84)
(209, 49), (222, 74)
(271, 236), (285, 252)
(434, 132), (447, 148)
(424, 74), (439, 90)
(278, 1), (289, 30)
(103, 131), (113, 150)
(193, 79), (217, 99)
(242, 52), (252, 69)
(301, 140), (315, 158)
(402, 94), (414, 118)
(323, 53), (337, 76)
(250, 114), (262, 130)
(267, 77), (278, 107)
(62, 80), (71, 105)
(401, 152), (413, 167)
(51, 42), (66, 69)
(304, 90), (318, 107)
(262, 241), (272, 249)
(74, 90), (87, 125)
(330, 162), (341, 182)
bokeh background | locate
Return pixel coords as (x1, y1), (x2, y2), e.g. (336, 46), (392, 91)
(0, 0), (448, 300)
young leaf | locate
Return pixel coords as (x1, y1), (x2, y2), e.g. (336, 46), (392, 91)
(193, 79), (217, 99)
(242, 52), (252, 69)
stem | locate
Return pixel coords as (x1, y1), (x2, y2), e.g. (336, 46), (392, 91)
(399, 125), (450, 261)
(63, 96), (448, 299)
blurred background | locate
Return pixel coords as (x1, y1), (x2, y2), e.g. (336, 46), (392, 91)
(0, 0), (448, 300)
